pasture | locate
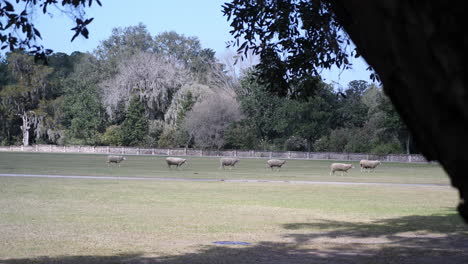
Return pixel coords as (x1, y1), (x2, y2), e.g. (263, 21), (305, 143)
(0, 152), (450, 184)
(0, 152), (467, 263)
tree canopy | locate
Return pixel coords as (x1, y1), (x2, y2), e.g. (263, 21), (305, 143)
(224, 0), (468, 222)
(0, 0), (101, 62)
(222, 0), (378, 97)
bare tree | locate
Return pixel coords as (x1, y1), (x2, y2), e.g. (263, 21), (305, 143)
(164, 83), (215, 127)
(18, 111), (36, 146)
(101, 52), (190, 121)
(220, 48), (259, 82)
(183, 93), (242, 149)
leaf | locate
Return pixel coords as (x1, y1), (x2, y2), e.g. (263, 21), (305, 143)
(83, 17), (94, 25)
(33, 28), (42, 39)
(4, 1), (14, 12)
(71, 31), (80, 42)
(81, 28), (89, 38)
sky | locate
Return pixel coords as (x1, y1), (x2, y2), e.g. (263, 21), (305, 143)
(31, 0), (373, 88)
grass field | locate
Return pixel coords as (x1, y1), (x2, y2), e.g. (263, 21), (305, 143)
(0, 152), (467, 263)
(0, 152), (450, 184)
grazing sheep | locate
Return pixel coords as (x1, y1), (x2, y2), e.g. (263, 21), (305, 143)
(330, 163), (354, 176)
(107, 155), (126, 167)
(220, 158), (239, 169)
(360, 160), (381, 172)
(166, 157), (187, 168)
(267, 159), (287, 170)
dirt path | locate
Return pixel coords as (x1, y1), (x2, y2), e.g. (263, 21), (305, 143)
(0, 173), (451, 188)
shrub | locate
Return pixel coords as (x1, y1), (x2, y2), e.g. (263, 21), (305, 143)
(100, 125), (123, 146)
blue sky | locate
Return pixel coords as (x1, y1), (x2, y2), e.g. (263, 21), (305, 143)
(32, 0), (373, 88)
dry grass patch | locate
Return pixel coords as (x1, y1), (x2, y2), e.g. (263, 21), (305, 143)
(0, 176), (467, 263)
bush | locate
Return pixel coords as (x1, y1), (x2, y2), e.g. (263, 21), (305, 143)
(284, 136), (307, 151)
(144, 120), (165, 147)
(100, 125), (123, 146)
(313, 136), (330, 152)
(371, 142), (403, 155)
(157, 127), (176, 148)
(224, 122), (258, 150)
(343, 128), (373, 153)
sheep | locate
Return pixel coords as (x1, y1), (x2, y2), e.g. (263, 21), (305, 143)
(107, 155), (126, 167)
(330, 163), (354, 176)
(360, 160), (381, 172)
(220, 158), (239, 169)
(267, 159), (286, 170)
(166, 157), (187, 168)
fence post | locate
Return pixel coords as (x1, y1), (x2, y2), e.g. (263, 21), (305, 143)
(234, 149), (237, 157)
(288, 151), (291, 159)
(185, 148), (187, 156)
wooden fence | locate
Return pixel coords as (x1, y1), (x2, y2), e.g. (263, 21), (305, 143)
(0, 144), (429, 163)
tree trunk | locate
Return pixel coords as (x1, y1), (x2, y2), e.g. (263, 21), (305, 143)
(19, 112), (31, 147)
(330, 1), (468, 222)
(406, 136), (410, 155)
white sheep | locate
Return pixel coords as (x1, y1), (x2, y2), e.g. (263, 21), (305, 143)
(220, 158), (239, 169)
(330, 163), (354, 176)
(360, 160), (381, 172)
(107, 155), (126, 167)
(166, 157), (187, 168)
(267, 159), (286, 170)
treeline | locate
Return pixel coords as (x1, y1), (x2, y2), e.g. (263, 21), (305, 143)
(0, 24), (412, 154)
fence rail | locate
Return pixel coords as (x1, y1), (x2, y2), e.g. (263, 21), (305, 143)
(0, 144), (429, 163)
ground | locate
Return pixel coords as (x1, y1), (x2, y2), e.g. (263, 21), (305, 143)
(0, 152), (466, 263)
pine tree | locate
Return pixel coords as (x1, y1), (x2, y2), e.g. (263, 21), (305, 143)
(121, 96), (148, 146)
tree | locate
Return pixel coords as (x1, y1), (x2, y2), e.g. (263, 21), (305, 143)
(120, 96), (148, 146)
(94, 23), (155, 78)
(0, 0), (100, 61)
(224, 0), (468, 222)
(154, 31), (215, 80)
(183, 94), (242, 149)
(0, 52), (53, 146)
(335, 81), (370, 128)
(61, 53), (105, 145)
(154, 31), (236, 93)
(237, 70), (283, 143)
(374, 93), (410, 154)
(101, 51), (189, 122)
(274, 85), (336, 151)
(223, 0), (362, 96)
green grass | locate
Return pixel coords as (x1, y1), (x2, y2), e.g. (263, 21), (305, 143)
(0, 152), (449, 184)
(0, 152), (466, 263)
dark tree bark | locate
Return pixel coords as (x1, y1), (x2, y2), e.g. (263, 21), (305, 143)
(329, 1), (468, 221)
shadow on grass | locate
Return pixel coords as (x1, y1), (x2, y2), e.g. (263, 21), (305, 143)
(2, 212), (468, 264)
